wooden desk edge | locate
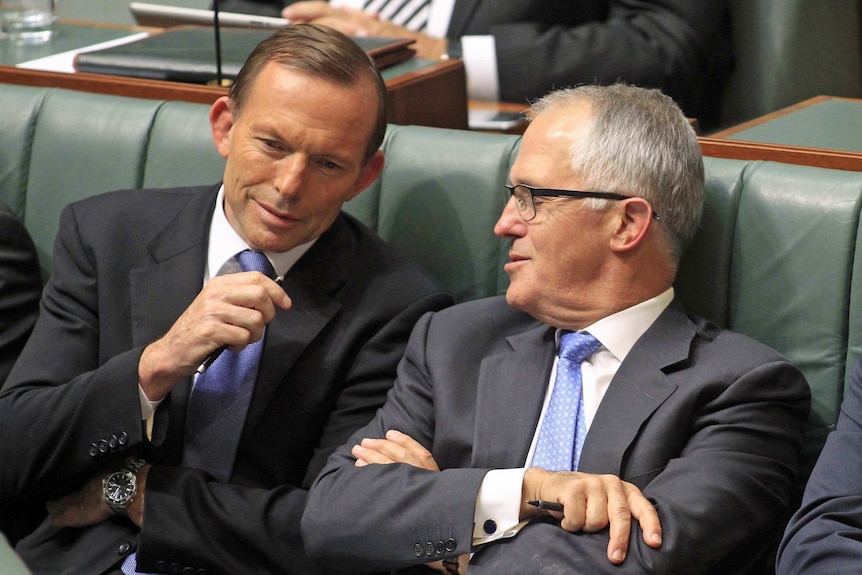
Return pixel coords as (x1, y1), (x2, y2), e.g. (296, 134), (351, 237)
(0, 56), (469, 129)
(0, 65), (227, 104)
(699, 136), (862, 172)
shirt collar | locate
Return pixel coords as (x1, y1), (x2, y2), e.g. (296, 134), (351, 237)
(206, 185), (316, 280)
(557, 287), (675, 362)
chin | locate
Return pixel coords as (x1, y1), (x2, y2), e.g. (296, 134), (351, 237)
(504, 286), (533, 314)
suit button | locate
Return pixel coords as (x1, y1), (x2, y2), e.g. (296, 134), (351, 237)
(117, 541), (131, 555)
(155, 561), (168, 572)
(446, 537), (457, 552)
(169, 562), (182, 574)
(98, 439), (109, 453)
(182, 568), (196, 575)
(196, 570), (208, 575)
(414, 543), (423, 557)
(435, 540), (445, 555)
(109, 434), (119, 448)
(89, 443), (99, 457)
(424, 541), (434, 556)
(118, 431), (129, 446)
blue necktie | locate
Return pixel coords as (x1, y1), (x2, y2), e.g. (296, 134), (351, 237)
(123, 251), (275, 574)
(182, 250), (275, 481)
(532, 332), (602, 472)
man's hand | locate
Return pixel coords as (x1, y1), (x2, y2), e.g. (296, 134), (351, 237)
(353, 431), (467, 573)
(281, 1), (448, 60)
(521, 467), (662, 564)
(138, 272), (291, 401)
(352, 429), (439, 471)
(47, 464), (150, 530)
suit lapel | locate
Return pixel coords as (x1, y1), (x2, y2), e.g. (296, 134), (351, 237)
(472, 321), (556, 469)
(130, 187), (215, 347)
(241, 215), (352, 439)
(579, 302), (695, 475)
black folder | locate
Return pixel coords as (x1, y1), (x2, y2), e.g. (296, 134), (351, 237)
(73, 26), (416, 84)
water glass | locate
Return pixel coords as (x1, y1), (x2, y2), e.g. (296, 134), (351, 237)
(1, 0), (57, 45)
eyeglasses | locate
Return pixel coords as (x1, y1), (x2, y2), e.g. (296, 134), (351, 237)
(504, 183), (661, 222)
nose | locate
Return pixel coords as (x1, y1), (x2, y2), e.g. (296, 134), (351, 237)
(494, 195), (527, 239)
(274, 155), (307, 199)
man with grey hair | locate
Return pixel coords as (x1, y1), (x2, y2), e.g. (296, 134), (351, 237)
(301, 84), (810, 574)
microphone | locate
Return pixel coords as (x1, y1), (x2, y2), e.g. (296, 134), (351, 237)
(213, 0), (224, 86)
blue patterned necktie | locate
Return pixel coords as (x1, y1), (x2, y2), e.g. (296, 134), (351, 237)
(122, 250), (275, 575)
(363, 0), (430, 31)
(532, 332), (602, 472)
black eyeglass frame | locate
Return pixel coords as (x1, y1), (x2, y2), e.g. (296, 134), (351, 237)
(504, 183), (661, 222)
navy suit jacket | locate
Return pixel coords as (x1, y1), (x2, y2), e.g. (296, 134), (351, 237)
(776, 357), (862, 574)
(222, 0), (732, 126)
(0, 185), (451, 574)
(302, 296), (810, 574)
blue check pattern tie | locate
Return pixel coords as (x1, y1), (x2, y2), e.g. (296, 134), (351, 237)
(121, 250), (274, 575)
(532, 332), (602, 472)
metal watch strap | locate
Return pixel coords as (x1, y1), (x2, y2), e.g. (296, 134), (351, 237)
(124, 457), (146, 473)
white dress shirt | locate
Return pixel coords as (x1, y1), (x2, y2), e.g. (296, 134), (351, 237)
(472, 288), (676, 544)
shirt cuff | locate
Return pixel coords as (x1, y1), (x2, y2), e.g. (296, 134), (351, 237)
(472, 468), (529, 545)
(138, 383), (163, 440)
(461, 35), (500, 102)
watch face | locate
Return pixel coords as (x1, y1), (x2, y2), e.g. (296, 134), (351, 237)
(105, 471), (136, 505)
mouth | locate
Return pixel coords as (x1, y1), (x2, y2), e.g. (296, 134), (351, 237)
(504, 252), (528, 272)
(256, 199), (299, 224)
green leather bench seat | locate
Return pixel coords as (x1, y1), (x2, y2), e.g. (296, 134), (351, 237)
(3, 83), (861, 489)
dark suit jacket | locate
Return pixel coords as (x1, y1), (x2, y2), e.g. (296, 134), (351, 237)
(222, 0), (732, 127)
(0, 202), (41, 386)
(0, 185), (451, 574)
(776, 357), (862, 574)
(302, 296), (810, 574)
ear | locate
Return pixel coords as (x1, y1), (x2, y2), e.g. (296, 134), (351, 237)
(609, 197), (655, 253)
(346, 150), (385, 201)
(209, 96), (234, 159)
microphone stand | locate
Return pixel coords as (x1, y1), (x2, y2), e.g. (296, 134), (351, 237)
(213, 0), (224, 86)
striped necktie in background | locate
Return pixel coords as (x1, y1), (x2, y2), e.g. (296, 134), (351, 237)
(363, 0), (430, 31)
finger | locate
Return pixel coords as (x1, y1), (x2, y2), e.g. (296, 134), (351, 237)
(626, 484), (662, 548)
(384, 430), (439, 471)
(582, 477), (613, 533)
(208, 272), (288, 320)
(358, 437), (405, 461)
(604, 482), (634, 564)
(351, 442), (395, 465)
(359, 435), (428, 468)
(281, 1), (333, 21)
(555, 474), (588, 532)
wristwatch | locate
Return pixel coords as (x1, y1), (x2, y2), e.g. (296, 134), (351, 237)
(102, 458), (146, 515)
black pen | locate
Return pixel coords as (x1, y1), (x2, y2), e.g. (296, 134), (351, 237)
(526, 500), (564, 512)
(196, 275), (284, 374)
